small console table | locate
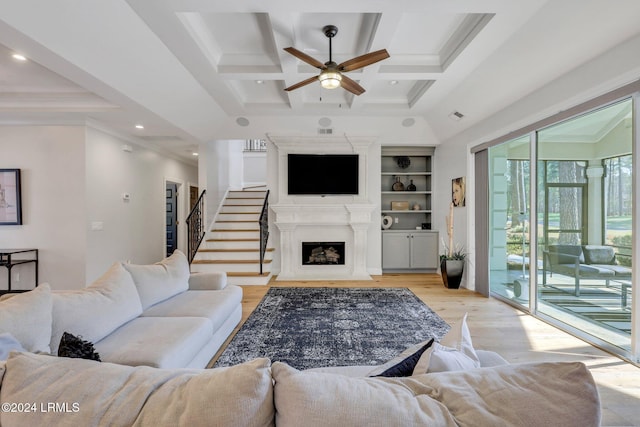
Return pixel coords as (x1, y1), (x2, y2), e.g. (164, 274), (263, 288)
(0, 249), (38, 294)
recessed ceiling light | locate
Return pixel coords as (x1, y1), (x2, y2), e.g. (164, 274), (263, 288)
(255, 80), (264, 84)
(135, 124), (144, 129)
(389, 80), (398, 85)
(12, 53), (27, 61)
(192, 152), (199, 156)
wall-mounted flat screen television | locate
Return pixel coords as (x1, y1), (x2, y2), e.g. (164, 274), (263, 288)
(288, 154), (359, 195)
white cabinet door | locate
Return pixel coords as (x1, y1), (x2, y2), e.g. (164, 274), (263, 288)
(410, 233), (439, 269)
(382, 233), (411, 269)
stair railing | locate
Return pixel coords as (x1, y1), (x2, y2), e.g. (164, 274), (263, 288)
(186, 189), (206, 264)
(259, 190), (270, 274)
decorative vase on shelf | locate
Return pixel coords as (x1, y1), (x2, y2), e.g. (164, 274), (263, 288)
(392, 176), (404, 191)
(407, 179), (416, 191)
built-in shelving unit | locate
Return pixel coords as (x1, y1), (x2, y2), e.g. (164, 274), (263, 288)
(381, 146), (438, 271)
(380, 146), (434, 230)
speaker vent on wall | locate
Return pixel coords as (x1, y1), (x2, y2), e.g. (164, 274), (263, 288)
(318, 128), (333, 135)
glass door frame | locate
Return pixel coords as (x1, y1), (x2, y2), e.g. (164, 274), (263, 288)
(476, 83), (640, 363)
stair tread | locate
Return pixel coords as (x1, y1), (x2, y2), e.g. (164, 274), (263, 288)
(219, 212), (261, 215)
(192, 259), (273, 264)
(216, 220), (258, 223)
(224, 204), (262, 206)
(199, 248), (274, 252)
(226, 272), (271, 277)
(211, 229), (260, 232)
(206, 238), (260, 242)
(225, 197), (264, 200)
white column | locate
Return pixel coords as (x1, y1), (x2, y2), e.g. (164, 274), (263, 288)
(586, 164), (604, 244)
(275, 223), (297, 280)
(350, 223), (370, 278)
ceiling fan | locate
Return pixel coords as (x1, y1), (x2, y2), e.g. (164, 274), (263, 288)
(283, 25), (390, 95)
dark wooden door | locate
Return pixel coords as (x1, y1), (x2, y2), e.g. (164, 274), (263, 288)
(166, 183), (178, 256)
(189, 185), (199, 211)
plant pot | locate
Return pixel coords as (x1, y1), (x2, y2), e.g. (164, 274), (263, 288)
(441, 259), (464, 289)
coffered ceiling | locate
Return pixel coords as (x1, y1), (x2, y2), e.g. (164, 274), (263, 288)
(1, 0), (640, 163)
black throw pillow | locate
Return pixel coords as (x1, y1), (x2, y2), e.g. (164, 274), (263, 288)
(58, 332), (101, 362)
(373, 338), (434, 377)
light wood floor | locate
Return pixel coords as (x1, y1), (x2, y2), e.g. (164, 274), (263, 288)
(212, 273), (640, 426)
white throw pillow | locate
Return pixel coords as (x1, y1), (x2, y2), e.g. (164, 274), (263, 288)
(50, 263), (143, 354)
(0, 284), (52, 353)
(122, 250), (190, 310)
(413, 313), (480, 374)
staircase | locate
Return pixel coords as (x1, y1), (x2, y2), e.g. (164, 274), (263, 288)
(191, 189), (273, 285)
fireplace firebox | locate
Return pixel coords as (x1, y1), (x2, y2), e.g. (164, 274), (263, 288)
(302, 242), (345, 265)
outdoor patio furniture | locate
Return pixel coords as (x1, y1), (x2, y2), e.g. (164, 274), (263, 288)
(542, 244), (631, 296)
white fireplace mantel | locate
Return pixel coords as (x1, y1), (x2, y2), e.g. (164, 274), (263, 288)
(267, 134), (379, 280)
(272, 203), (376, 280)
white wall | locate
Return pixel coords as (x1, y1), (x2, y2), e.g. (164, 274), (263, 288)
(243, 151), (267, 187)
(0, 125), (198, 289)
(200, 140), (244, 227)
(0, 126), (86, 290)
(85, 126), (197, 282)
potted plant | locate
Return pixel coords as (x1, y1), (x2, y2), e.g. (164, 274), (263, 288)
(441, 203), (466, 289)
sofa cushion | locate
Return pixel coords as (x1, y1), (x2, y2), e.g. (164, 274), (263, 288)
(0, 284), (52, 353)
(272, 361), (457, 427)
(590, 264), (632, 277)
(94, 317), (213, 368)
(141, 285), (242, 331)
(0, 352), (274, 427)
(553, 263), (615, 278)
(273, 361), (600, 427)
(548, 244), (584, 264)
(123, 250), (190, 310)
(50, 263), (143, 354)
(582, 245), (616, 265)
(423, 361), (601, 427)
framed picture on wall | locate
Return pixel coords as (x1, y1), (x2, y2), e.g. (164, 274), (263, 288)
(452, 176), (465, 207)
(0, 169), (22, 225)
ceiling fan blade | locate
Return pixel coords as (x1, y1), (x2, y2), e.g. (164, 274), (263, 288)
(284, 76), (319, 92)
(283, 47), (325, 70)
(338, 49), (390, 72)
(340, 74), (366, 96)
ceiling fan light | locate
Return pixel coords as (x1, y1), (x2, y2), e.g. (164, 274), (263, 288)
(319, 70), (342, 89)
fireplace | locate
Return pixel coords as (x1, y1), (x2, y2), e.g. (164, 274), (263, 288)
(302, 242), (345, 265)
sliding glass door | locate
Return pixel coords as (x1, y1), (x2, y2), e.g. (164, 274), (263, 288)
(536, 99), (633, 352)
(486, 96), (634, 359)
(488, 135), (530, 307)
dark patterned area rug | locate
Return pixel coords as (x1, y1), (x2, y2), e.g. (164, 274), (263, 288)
(214, 287), (450, 370)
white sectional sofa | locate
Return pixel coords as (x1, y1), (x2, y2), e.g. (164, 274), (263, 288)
(0, 250), (242, 369)
(0, 352), (601, 427)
